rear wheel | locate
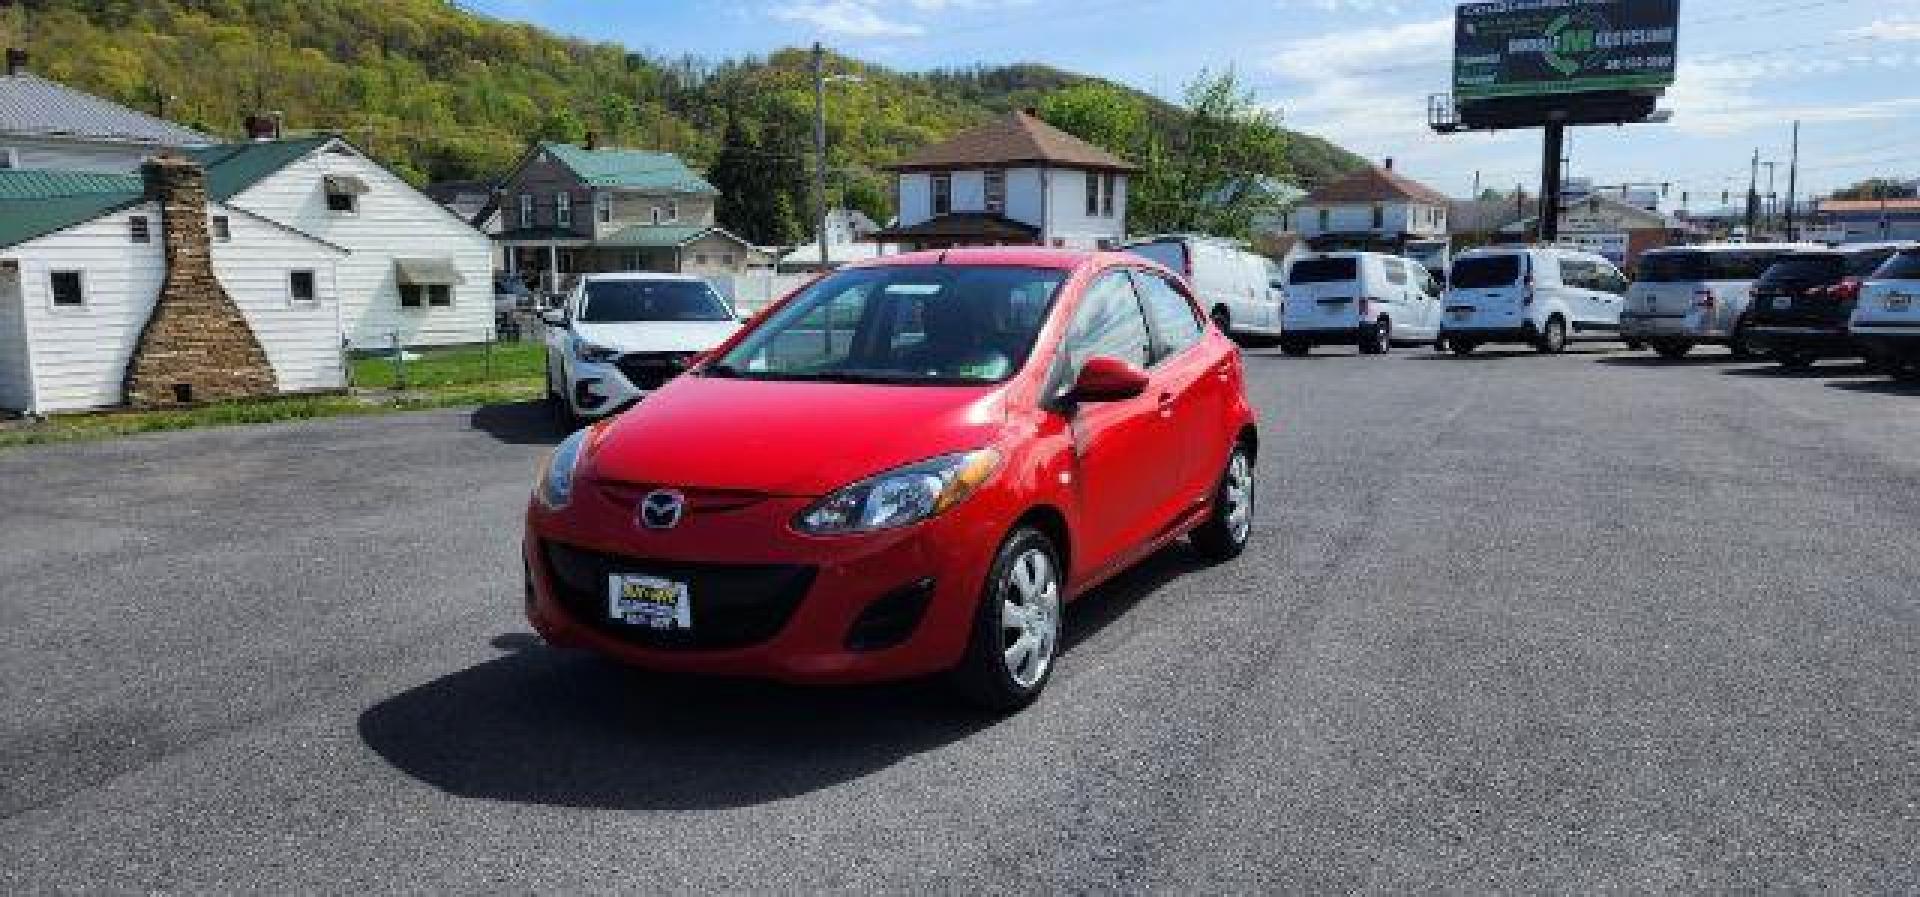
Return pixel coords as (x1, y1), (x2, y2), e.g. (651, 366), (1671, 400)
(1534, 316), (1569, 354)
(1776, 350), (1816, 371)
(1623, 338), (1646, 351)
(1279, 339), (1312, 357)
(1191, 445), (1255, 562)
(1359, 318), (1391, 355)
(1449, 340), (1479, 356)
(950, 528), (1063, 712)
(1728, 321), (1758, 360)
(1653, 340), (1694, 360)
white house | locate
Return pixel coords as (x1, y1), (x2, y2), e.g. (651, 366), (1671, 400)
(0, 164), (347, 415)
(872, 111), (1138, 251)
(185, 136), (495, 348)
(1292, 161), (1451, 254)
(778, 208), (897, 272)
(0, 50), (215, 173)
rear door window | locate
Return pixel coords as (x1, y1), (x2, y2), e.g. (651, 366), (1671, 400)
(1130, 271), (1205, 362)
(1450, 255), (1523, 289)
(1289, 257), (1358, 284)
(1873, 250), (1920, 280)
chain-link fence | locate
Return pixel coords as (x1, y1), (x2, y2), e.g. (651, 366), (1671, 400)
(341, 318), (546, 391)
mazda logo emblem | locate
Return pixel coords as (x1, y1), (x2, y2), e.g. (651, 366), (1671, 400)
(639, 490), (686, 530)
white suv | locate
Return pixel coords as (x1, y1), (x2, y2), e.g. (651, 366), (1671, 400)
(1852, 246), (1920, 380)
(1279, 252), (1442, 355)
(542, 273), (743, 424)
(1441, 246), (1628, 355)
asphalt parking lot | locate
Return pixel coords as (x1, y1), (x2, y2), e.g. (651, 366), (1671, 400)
(2, 345), (1917, 892)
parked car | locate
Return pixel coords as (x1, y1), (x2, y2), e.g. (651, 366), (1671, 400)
(1850, 246), (1920, 380)
(522, 248), (1259, 710)
(1440, 246), (1629, 355)
(540, 273), (743, 424)
(494, 273), (533, 315)
(1745, 244), (1909, 369)
(1621, 243), (1822, 359)
(1124, 235), (1284, 346)
(1278, 252), (1442, 355)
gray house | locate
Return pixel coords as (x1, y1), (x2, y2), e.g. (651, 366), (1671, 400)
(0, 50), (214, 174)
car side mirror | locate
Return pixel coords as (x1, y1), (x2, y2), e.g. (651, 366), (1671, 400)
(1067, 356), (1150, 403)
(539, 308), (567, 327)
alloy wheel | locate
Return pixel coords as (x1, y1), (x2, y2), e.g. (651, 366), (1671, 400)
(1225, 451), (1254, 544)
(1000, 548), (1061, 689)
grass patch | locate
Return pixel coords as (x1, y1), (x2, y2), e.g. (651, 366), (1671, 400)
(351, 342), (546, 389)
(0, 380), (543, 450)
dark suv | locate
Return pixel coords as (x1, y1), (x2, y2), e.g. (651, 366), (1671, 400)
(1746, 245), (1905, 369)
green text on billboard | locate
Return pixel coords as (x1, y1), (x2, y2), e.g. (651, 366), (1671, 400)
(1455, 0), (1679, 101)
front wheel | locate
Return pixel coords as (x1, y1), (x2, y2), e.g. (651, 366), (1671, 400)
(1191, 445), (1255, 562)
(1776, 350), (1816, 371)
(950, 528), (1063, 712)
(1653, 340), (1694, 360)
(1534, 316), (1569, 354)
(1728, 322), (1758, 360)
(1359, 318), (1391, 355)
(1449, 339), (1479, 356)
(1279, 339), (1311, 357)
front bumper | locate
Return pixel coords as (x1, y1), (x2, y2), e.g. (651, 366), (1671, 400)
(523, 487), (1000, 684)
(1745, 325), (1857, 356)
(1281, 326), (1364, 346)
(1619, 312), (1721, 341)
(1439, 324), (1537, 344)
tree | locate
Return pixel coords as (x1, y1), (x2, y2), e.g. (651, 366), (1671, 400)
(709, 115), (804, 245)
(1037, 82), (1147, 156)
(1832, 178), (1917, 201)
(1130, 68), (1293, 238)
(535, 107), (587, 145)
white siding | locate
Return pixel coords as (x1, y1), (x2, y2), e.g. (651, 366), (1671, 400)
(1004, 167), (1044, 228)
(224, 141), (494, 348)
(9, 203), (345, 413)
(0, 136), (179, 174)
(1042, 168), (1127, 249)
(0, 263), (29, 411)
(1295, 201), (1448, 239)
(898, 173), (932, 226)
(951, 170), (986, 213)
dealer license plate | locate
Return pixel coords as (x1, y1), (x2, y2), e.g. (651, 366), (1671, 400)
(1887, 293), (1912, 312)
(1772, 296), (1793, 310)
(608, 574), (692, 630)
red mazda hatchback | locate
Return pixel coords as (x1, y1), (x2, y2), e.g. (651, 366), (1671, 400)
(523, 248), (1258, 709)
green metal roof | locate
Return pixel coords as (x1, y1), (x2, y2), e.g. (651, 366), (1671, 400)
(0, 170), (143, 249)
(598, 225), (715, 247)
(540, 142), (718, 194)
(183, 136), (333, 201)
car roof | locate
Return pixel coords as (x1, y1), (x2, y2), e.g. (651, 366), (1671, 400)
(578, 272), (708, 282)
(1644, 243), (1823, 254)
(845, 246), (1102, 271)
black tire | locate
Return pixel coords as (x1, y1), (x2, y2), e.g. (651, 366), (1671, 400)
(1776, 350), (1816, 371)
(1534, 316), (1568, 354)
(1653, 340), (1694, 360)
(1894, 362), (1920, 383)
(949, 527), (1064, 712)
(1728, 322), (1758, 360)
(1191, 444), (1255, 562)
(1623, 339), (1646, 351)
(1239, 334), (1285, 350)
(1449, 340), (1479, 356)
(1358, 318), (1391, 355)
(1279, 339), (1312, 357)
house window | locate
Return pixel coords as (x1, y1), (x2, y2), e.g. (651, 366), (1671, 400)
(650, 206), (664, 225)
(50, 270), (85, 307)
(1317, 209), (1330, 231)
(211, 216), (231, 242)
(624, 251), (645, 270)
(1371, 204), (1384, 229)
(984, 170), (1006, 214)
(666, 200), (680, 223)
(399, 284), (423, 308)
(326, 190), (357, 214)
(694, 253), (708, 265)
(519, 194), (534, 229)
(722, 253), (736, 266)
(932, 173), (952, 216)
(428, 284), (452, 306)
(555, 192), (572, 227)
(1085, 172), (1099, 217)
(289, 270), (317, 303)
(596, 192), (612, 224)
(1102, 173), (1117, 217)
(0, 147), (16, 169)
(129, 216), (151, 244)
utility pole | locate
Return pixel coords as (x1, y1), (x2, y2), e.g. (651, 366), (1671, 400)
(811, 42), (830, 269)
(1763, 161), (1777, 233)
(1539, 123), (1567, 243)
(1745, 149), (1761, 233)
(1785, 120), (1801, 240)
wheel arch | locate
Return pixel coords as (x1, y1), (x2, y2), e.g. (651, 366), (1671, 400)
(1012, 504), (1072, 586)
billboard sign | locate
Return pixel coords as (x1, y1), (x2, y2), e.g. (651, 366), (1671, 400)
(1454, 0), (1679, 102)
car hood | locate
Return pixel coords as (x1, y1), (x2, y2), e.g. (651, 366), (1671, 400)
(571, 320), (741, 354)
(585, 376), (1010, 496)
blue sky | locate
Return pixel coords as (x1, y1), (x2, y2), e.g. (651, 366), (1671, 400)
(464, 0), (1920, 206)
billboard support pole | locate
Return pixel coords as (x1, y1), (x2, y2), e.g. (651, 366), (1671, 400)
(1539, 122), (1566, 243)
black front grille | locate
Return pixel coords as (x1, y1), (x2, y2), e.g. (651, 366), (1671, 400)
(615, 352), (694, 392)
(542, 542), (816, 651)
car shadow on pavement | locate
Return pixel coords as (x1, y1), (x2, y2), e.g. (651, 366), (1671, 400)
(469, 400), (567, 446)
(1719, 362), (1878, 379)
(1827, 378), (1920, 396)
(1594, 354), (1740, 367)
(357, 545), (1204, 811)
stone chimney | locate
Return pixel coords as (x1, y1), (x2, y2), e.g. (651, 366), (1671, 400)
(5, 49), (26, 77)
(123, 156), (277, 407)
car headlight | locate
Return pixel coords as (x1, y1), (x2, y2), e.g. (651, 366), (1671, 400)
(535, 428), (591, 510)
(574, 340), (620, 364)
(796, 450), (1001, 536)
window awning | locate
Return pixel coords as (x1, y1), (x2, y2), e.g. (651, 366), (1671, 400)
(394, 257), (464, 285)
(324, 173), (371, 196)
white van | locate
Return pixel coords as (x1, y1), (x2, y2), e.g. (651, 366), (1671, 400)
(1126, 235), (1284, 345)
(1279, 252), (1443, 355)
(1440, 246), (1629, 355)
(1851, 246), (1920, 380)
(1622, 243), (1822, 359)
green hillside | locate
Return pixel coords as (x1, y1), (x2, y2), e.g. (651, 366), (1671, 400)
(5, 0), (1363, 236)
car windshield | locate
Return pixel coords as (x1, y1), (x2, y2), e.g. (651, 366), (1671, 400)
(710, 265), (1066, 385)
(1759, 255), (1845, 285)
(1638, 251), (1786, 282)
(1289, 258), (1359, 284)
(1875, 250), (1920, 280)
(1451, 255), (1524, 289)
(580, 280), (732, 322)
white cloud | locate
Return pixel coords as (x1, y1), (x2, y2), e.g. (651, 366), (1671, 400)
(770, 1), (926, 38)
(1847, 17), (1920, 41)
(1259, 18), (1453, 149)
